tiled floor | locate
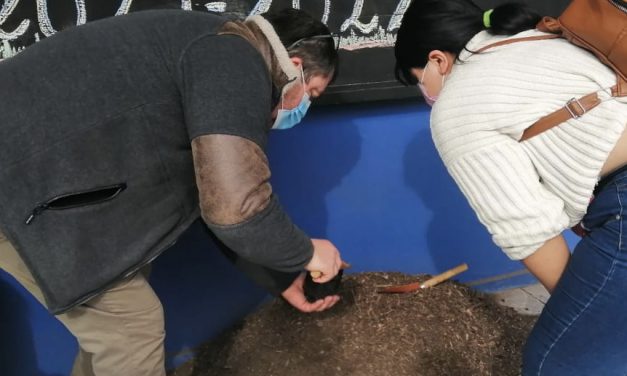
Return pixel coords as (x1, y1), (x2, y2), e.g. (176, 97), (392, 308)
(490, 283), (549, 316)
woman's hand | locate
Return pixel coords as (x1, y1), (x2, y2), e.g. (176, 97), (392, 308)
(281, 273), (340, 313)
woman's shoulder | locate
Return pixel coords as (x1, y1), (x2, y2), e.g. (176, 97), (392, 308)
(460, 29), (602, 71)
(436, 29), (616, 133)
(461, 29), (569, 57)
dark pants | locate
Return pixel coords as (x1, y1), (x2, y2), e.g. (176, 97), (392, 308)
(523, 169), (627, 375)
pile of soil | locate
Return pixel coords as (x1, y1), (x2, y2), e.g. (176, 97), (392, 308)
(171, 272), (538, 376)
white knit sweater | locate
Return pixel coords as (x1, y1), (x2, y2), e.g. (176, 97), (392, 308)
(431, 30), (627, 260)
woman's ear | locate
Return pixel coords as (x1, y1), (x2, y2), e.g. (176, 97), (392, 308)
(427, 50), (455, 75)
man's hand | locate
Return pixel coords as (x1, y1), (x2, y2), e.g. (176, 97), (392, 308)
(305, 238), (343, 283)
(281, 273), (340, 313)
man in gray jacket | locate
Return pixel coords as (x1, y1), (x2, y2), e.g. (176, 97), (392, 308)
(0, 8), (343, 375)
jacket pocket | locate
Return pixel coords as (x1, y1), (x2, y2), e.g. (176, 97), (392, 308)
(25, 183), (127, 225)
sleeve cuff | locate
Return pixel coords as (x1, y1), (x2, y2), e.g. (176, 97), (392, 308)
(206, 195), (313, 272)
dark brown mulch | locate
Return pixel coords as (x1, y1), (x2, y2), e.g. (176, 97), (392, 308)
(171, 272), (538, 376)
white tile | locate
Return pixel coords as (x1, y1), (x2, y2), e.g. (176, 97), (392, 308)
(490, 283), (548, 315)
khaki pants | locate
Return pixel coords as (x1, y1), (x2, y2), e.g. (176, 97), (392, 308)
(0, 232), (166, 376)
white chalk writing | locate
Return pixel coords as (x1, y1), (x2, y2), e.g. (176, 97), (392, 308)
(0, 0), (29, 40)
(249, 0), (272, 15)
(206, 2), (227, 12)
(341, 26), (395, 51)
(322, 0), (331, 24)
(291, 0), (330, 24)
(387, 0), (410, 32)
(340, 0), (378, 34)
(36, 0), (86, 37)
(115, 0), (134, 16)
(0, 0), (413, 53)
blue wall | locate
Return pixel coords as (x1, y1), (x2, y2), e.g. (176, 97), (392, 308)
(0, 100), (577, 375)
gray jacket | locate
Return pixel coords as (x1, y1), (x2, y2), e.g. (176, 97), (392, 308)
(0, 10), (312, 314)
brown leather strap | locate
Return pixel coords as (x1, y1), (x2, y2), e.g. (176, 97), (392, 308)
(519, 91), (603, 142)
(475, 34), (560, 54)
(536, 16), (561, 34)
(473, 30), (623, 141)
(615, 74), (627, 97)
(473, 23), (626, 141)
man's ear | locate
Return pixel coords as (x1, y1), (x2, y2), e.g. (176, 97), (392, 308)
(427, 50), (454, 75)
(290, 56), (304, 69)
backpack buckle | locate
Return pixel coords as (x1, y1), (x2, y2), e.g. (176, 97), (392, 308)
(565, 97), (586, 119)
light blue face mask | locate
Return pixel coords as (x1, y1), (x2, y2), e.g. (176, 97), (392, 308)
(272, 68), (311, 130)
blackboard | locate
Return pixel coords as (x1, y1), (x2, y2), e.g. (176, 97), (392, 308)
(0, 0), (571, 104)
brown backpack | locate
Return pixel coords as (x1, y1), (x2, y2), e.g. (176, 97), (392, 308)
(477, 0), (627, 141)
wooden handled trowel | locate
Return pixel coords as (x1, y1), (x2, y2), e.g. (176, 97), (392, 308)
(377, 263), (469, 293)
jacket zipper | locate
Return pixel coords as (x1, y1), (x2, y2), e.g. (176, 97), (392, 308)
(25, 204), (49, 225)
(25, 183), (126, 225)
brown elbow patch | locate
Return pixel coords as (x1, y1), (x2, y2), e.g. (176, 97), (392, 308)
(192, 134), (272, 226)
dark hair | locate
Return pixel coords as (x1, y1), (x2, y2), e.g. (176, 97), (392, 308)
(394, 0), (541, 86)
(263, 8), (339, 82)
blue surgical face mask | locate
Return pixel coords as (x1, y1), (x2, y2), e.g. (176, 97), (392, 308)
(272, 67), (311, 130)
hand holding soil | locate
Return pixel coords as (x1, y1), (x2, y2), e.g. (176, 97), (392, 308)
(306, 238), (344, 283)
(281, 273), (340, 313)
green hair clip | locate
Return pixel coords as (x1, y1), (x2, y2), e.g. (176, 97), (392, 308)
(483, 9), (494, 28)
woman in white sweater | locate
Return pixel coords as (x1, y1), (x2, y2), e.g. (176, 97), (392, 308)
(395, 1), (627, 375)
